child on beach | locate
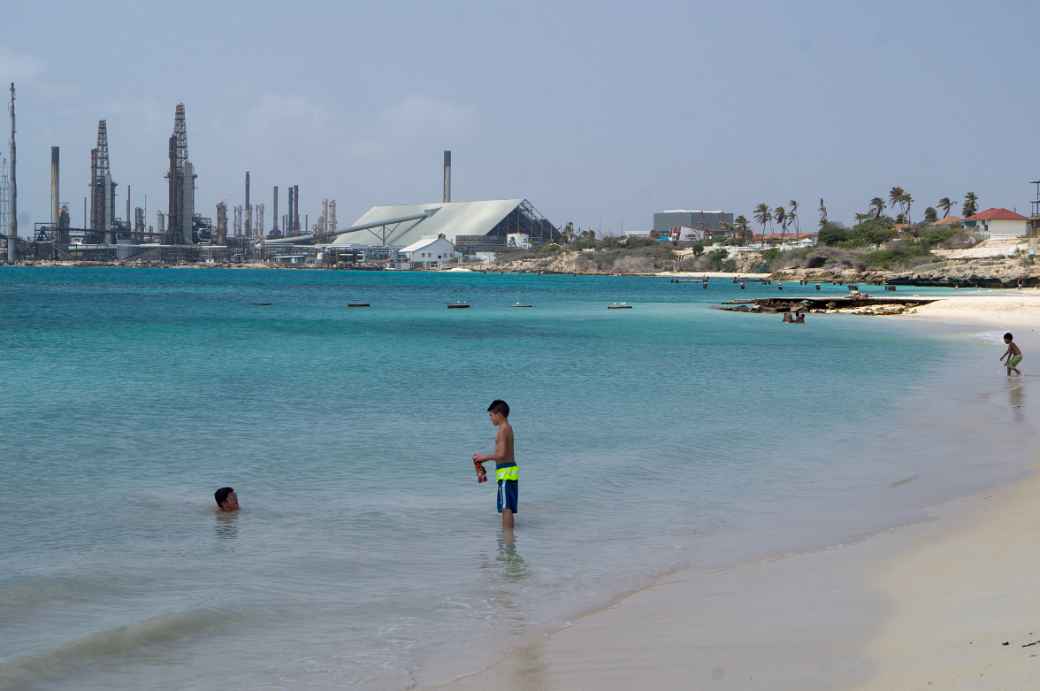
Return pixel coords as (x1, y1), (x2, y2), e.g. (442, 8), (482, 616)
(472, 400), (518, 530)
(1001, 333), (1023, 376)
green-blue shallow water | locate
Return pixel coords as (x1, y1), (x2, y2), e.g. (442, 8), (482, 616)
(0, 267), (1033, 690)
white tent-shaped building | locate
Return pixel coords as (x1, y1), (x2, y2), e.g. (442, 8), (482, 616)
(329, 199), (558, 252)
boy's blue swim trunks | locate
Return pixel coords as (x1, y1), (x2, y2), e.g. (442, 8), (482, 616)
(495, 461), (519, 514)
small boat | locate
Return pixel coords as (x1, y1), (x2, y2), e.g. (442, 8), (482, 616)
(512, 302), (534, 308)
(447, 302), (471, 309)
(607, 302), (633, 310)
(346, 302), (370, 308)
(253, 302), (273, 306)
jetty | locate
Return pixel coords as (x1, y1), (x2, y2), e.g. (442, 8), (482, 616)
(720, 295), (938, 314)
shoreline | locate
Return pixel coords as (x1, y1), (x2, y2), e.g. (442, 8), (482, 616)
(421, 306), (1040, 691)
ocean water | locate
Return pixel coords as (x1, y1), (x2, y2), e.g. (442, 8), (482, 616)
(0, 267), (1034, 690)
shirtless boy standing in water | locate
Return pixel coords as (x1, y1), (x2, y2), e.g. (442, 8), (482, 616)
(473, 400), (518, 530)
(1001, 332), (1023, 376)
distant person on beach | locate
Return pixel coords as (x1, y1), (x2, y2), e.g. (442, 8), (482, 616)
(1001, 333), (1023, 377)
(472, 400), (518, 531)
(214, 487), (239, 512)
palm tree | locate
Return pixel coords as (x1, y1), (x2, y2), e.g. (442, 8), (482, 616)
(924, 206), (938, 223)
(787, 200), (799, 233)
(734, 215), (750, 245)
(936, 197), (955, 218)
(773, 206), (787, 244)
(818, 198), (828, 228)
(753, 203), (771, 241)
(889, 187), (905, 215)
(902, 194), (914, 224)
(869, 197), (886, 218)
(963, 192), (979, 218)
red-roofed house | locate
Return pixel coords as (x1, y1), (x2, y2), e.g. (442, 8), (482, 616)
(965, 208), (1028, 239)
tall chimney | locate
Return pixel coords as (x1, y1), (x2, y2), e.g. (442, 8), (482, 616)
(50, 146), (60, 226)
(272, 185), (279, 233)
(8, 83), (16, 263)
(443, 150), (451, 203)
(294, 185), (300, 232)
(287, 187), (294, 234)
(244, 171), (252, 238)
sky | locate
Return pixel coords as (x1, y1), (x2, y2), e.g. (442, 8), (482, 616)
(1, 0), (1037, 237)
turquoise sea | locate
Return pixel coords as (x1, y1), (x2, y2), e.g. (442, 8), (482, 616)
(0, 267), (1034, 690)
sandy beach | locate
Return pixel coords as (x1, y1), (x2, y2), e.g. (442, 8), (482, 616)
(426, 291), (1040, 691)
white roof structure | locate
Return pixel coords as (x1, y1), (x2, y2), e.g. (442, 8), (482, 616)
(330, 199), (525, 248)
(399, 236), (450, 253)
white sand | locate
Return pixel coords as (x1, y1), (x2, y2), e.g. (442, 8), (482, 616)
(423, 292), (1040, 691)
(852, 475), (1040, 690)
(906, 289), (1040, 329)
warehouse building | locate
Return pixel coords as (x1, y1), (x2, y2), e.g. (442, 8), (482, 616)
(329, 199), (558, 254)
(652, 209), (733, 234)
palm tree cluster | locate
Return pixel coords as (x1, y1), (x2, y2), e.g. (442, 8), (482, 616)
(887, 187), (914, 223)
(868, 190), (980, 226)
(749, 200), (799, 244)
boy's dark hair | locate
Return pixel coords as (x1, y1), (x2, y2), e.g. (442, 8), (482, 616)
(214, 486), (234, 507)
(1004, 332), (1014, 341)
(487, 400), (510, 417)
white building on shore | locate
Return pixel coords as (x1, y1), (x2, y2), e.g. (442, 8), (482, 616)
(399, 235), (456, 267)
(966, 208), (1029, 239)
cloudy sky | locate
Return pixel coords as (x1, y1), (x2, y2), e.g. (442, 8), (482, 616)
(2, 0), (1037, 235)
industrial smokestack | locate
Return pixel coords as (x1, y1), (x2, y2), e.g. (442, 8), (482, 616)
(272, 185), (279, 233)
(50, 146), (60, 226)
(287, 187), (294, 234)
(8, 83), (16, 263)
(294, 185), (300, 232)
(244, 171), (252, 237)
(443, 150), (451, 203)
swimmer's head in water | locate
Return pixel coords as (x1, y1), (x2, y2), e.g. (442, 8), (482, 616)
(1004, 332), (1014, 343)
(214, 487), (239, 512)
